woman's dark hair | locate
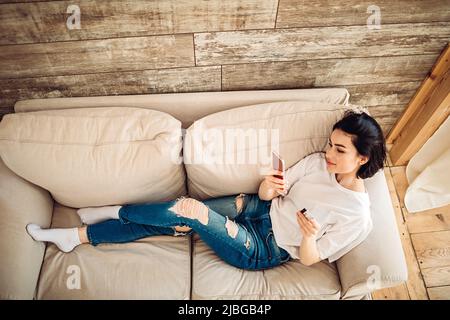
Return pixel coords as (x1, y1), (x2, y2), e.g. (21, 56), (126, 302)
(332, 109), (386, 179)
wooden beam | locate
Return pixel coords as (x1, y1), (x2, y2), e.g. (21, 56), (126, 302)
(388, 44), (450, 166)
(387, 44), (449, 143)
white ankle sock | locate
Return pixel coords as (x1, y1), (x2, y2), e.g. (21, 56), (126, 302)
(26, 224), (81, 253)
(76, 205), (122, 225)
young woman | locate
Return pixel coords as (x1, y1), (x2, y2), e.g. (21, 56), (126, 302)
(26, 109), (386, 271)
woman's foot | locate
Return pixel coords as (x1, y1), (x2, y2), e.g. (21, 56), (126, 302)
(76, 205), (122, 225)
(26, 224), (81, 253)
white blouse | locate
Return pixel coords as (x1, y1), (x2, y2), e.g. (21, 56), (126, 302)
(269, 152), (373, 263)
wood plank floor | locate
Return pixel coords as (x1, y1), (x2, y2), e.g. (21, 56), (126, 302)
(372, 144), (450, 300)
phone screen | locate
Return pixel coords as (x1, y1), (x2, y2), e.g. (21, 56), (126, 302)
(272, 151), (285, 180)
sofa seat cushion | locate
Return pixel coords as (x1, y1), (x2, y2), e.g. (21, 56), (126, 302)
(0, 107), (186, 208)
(36, 202), (191, 299)
(191, 234), (341, 300)
(184, 100), (351, 199)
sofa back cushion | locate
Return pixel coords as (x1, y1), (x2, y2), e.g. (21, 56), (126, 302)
(0, 107), (186, 208)
(184, 100), (354, 200)
(14, 88), (350, 129)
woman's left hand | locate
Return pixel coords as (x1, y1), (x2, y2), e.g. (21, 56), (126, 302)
(296, 210), (320, 239)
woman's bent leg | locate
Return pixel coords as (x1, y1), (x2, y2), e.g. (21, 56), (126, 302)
(86, 195), (245, 246)
(114, 197), (271, 269)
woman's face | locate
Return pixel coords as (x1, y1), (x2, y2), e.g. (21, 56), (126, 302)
(325, 129), (368, 176)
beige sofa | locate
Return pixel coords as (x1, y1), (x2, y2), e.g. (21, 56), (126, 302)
(0, 88), (408, 300)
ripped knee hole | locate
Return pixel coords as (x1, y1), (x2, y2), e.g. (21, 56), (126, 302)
(169, 198), (209, 225)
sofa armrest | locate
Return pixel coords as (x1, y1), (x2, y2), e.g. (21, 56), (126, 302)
(336, 169), (408, 299)
(0, 157), (54, 299)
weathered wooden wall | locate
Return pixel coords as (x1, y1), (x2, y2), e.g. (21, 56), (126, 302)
(0, 0), (449, 135)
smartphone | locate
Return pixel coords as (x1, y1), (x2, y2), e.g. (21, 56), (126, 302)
(272, 151), (285, 180)
(300, 208), (313, 220)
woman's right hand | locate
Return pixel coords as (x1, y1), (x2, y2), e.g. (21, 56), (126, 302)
(262, 170), (289, 196)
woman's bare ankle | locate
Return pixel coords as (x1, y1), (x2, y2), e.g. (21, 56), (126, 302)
(78, 226), (90, 244)
(174, 225), (192, 232)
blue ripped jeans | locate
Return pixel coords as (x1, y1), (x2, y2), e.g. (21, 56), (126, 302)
(86, 193), (291, 270)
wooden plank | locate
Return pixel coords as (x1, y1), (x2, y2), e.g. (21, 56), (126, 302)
(0, 34), (194, 79)
(390, 166), (410, 198)
(276, 0), (450, 28)
(222, 55), (437, 90)
(0, 0), (278, 45)
(0, 66), (221, 98)
(427, 285), (450, 299)
(390, 166), (411, 223)
(0, 66), (221, 118)
(388, 44), (450, 144)
(422, 266), (450, 287)
(195, 22), (450, 66)
(411, 231), (450, 269)
(347, 82), (422, 107)
(383, 167), (429, 299)
(407, 206), (450, 234)
(372, 283), (410, 300)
